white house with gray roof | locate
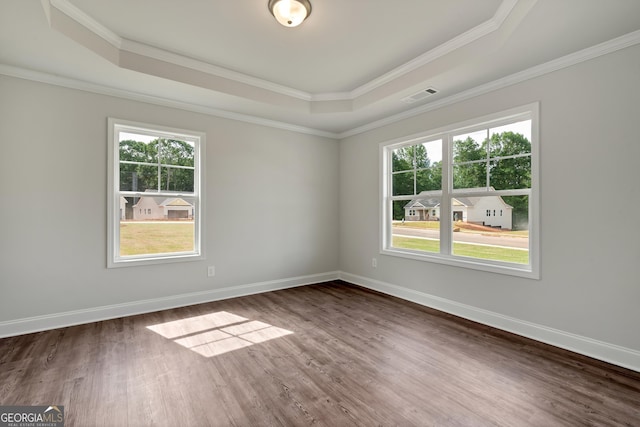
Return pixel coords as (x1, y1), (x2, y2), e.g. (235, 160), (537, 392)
(404, 189), (513, 229)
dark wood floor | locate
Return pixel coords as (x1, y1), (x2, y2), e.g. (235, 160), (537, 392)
(1, 281), (639, 426)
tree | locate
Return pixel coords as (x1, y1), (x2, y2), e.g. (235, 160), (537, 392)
(487, 131), (531, 228)
(452, 132), (531, 191)
(119, 138), (194, 192)
(391, 144), (441, 219)
(157, 139), (195, 192)
(487, 131), (531, 191)
(416, 161), (441, 193)
(452, 137), (486, 189)
(119, 139), (157, 192)
(392, 147), (414, 197)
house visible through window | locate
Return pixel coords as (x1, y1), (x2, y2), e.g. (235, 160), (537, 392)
(108, 119), (205, 267)
(381, 104), (539, 278)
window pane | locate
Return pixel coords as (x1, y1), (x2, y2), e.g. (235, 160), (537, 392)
(453, 130), (487, 163)
(489, 120), (532, 151)
(392, 171), (415, 196)
(158, 139), (195, 167)
(392, 200), (408, 221)
(415, 139), (442, 192)
(120, 165), (158, 192)
(119, 137), (196, 192)
(391, 199), (440, 253)
(416, 168), (441, 192)
(453, 162), (487, 190)
(120, 195), (195, 256)
(502, 195), (529, 231)
(119, 163), (137, 192)
(417, 139), (443, 167)
(392, 147), (414, 172)
(119, 135), (158, 163)
(489, 157), (531, 190)
(452, 195), (528, 264)
(160, 166), (194, 192)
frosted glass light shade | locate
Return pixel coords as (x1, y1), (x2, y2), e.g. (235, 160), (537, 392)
(268, 0), (312, 27)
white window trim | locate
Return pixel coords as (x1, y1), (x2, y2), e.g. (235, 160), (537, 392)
(380, 103), (539, 279)
(107, 118), (205, 268)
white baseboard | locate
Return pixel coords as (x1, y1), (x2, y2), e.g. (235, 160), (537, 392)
(339, 272), (640, 373)
(3, 270), (638, 373)
(0, 271), (340, 338)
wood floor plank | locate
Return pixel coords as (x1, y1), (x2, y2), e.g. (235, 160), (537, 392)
(1, 281), (639, 426)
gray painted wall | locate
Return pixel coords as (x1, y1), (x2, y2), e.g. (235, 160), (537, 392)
(0, 76), (339, 321)
(339, 44), (640, 352)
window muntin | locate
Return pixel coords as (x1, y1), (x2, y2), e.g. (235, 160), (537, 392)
(382, 105), (538, 278)
(452, 119), (532, 191)
(451, 195), (529, 265)
(108, 119), (204, 267)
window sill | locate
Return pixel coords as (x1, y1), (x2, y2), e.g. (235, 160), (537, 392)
(108, 252), (204, 269)
(381, 247), (539, 280)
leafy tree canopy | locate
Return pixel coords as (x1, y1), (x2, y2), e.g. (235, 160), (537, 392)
(119, 138), (194, 192)
(391, 144), (442, 218)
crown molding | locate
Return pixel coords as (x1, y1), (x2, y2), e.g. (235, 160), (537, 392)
(3, 29), (638, 140)
(349, 0), (519, 99)
(338, 28), (640, 139)
(49, 0), (122, 48)
(43, 0), (519, 105)
(46, 0), (310, 102)
(0, 64), (338, 139)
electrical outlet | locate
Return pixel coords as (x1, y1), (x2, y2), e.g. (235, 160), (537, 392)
(372, 258), (377, 268)
(207, 266), (215, 277)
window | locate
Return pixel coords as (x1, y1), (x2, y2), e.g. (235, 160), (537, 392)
(381, 104), (539, 278)
(107, 118), (205, 267)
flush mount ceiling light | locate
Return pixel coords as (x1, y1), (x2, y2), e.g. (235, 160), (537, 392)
(268, 0), (312, 27)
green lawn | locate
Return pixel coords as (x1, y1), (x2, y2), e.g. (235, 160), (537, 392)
(393, 236), (440, 253)
(119, 220), (527, 263)
(120, 222), (194, 255)
(392, 236), (529, 264)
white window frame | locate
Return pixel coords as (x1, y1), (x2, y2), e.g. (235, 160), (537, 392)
(380, 103), (539, 279)
(107, 118), (205, 268)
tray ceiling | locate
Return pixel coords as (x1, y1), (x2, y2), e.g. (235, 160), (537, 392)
(1, 0), (639, 136)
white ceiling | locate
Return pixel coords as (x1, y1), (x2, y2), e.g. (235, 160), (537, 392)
(1, 0), (640, 137)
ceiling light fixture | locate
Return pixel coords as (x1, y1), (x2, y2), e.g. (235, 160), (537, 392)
(268, 0), (312, 28)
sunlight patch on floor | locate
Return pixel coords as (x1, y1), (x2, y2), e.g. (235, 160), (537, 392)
(146, 311), (293, 357)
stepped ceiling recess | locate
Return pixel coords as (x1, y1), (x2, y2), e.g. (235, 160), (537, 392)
(1, 0), (639, 137)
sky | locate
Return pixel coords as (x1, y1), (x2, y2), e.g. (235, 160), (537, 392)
(120, 131), (158, 143)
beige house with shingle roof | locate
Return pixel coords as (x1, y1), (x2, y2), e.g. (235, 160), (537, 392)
(132, 197), (194, 220)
